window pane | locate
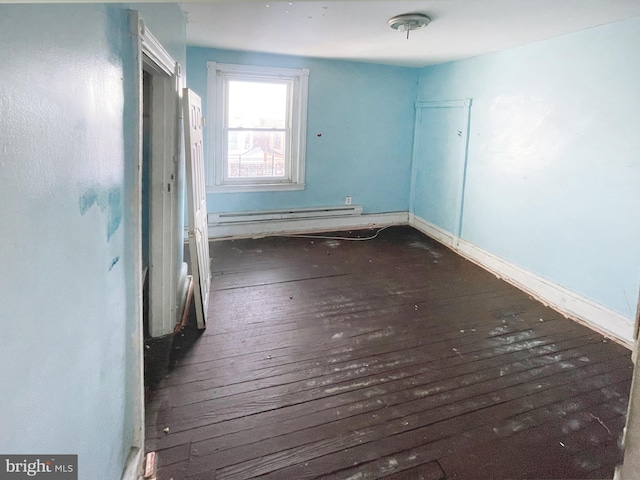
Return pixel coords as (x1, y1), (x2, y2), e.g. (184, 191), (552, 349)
(228, 81), (288, 129)
(208, 62), (308, 191)
(227, 130), (287, 178)
(228, 131), (239, 151)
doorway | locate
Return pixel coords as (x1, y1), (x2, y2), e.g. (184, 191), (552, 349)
(142, 56), (180, 338)
(124, 11), (185, 479)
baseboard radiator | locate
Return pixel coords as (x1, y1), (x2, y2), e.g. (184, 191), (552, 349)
(208, 205), (364, 225)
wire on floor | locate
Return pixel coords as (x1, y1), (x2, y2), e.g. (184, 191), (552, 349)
(274, 224), (395, 242)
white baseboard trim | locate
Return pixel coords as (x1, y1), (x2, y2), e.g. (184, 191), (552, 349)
(410, 215), (634, 347)
(410, 213), (455, 248)
(208, 211), (410, 240)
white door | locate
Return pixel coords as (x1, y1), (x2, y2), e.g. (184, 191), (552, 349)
(183, 88), (211, 329)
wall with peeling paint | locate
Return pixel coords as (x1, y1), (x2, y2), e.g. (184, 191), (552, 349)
(0, 4), (185, 479)
(415, 17), (640, 324)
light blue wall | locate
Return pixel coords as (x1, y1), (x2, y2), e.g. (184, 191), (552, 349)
(186, 47), (418, 214)
(412, 103), (470, 235)
(0, 4), (185, 479)
(415, 17), (640, 319)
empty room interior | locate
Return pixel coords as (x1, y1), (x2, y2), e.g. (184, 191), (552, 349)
(2, 1), (640, 479)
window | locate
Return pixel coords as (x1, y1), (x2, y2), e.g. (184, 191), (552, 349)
(207, 62), (309, 192)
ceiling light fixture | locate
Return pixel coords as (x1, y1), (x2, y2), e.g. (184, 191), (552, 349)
(388, 13), (431, 39)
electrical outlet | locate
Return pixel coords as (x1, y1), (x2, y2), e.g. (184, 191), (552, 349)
(345, 196), (352, 205)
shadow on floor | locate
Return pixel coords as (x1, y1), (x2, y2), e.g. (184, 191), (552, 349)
(144, 293), (204, 396)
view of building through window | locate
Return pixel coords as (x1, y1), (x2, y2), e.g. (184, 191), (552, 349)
(226, 80), (289, 178)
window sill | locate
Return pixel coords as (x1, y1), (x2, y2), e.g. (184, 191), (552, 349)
(207, 183), (306, 194)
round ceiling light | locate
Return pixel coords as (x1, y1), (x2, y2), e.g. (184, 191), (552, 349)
(388, 13), (431, 39)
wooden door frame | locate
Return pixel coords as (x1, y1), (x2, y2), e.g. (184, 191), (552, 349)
(132, 13), (181, 339)
(141, 46), (181, 339)
(124, 11), (182, 479)
(614, 290), (640, 480)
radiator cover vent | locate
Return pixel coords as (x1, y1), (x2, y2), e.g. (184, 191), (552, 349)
(208, 206), (363, 225)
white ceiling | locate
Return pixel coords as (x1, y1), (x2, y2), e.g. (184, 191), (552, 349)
(181, 0), (640, 67)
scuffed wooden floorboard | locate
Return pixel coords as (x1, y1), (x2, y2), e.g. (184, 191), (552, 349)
(146, 226), (632, 480)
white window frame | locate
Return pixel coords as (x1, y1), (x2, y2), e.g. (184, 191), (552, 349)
(206, 62), (309, 192)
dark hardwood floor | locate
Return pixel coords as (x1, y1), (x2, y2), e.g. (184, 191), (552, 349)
(145, 226), (633, 479)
